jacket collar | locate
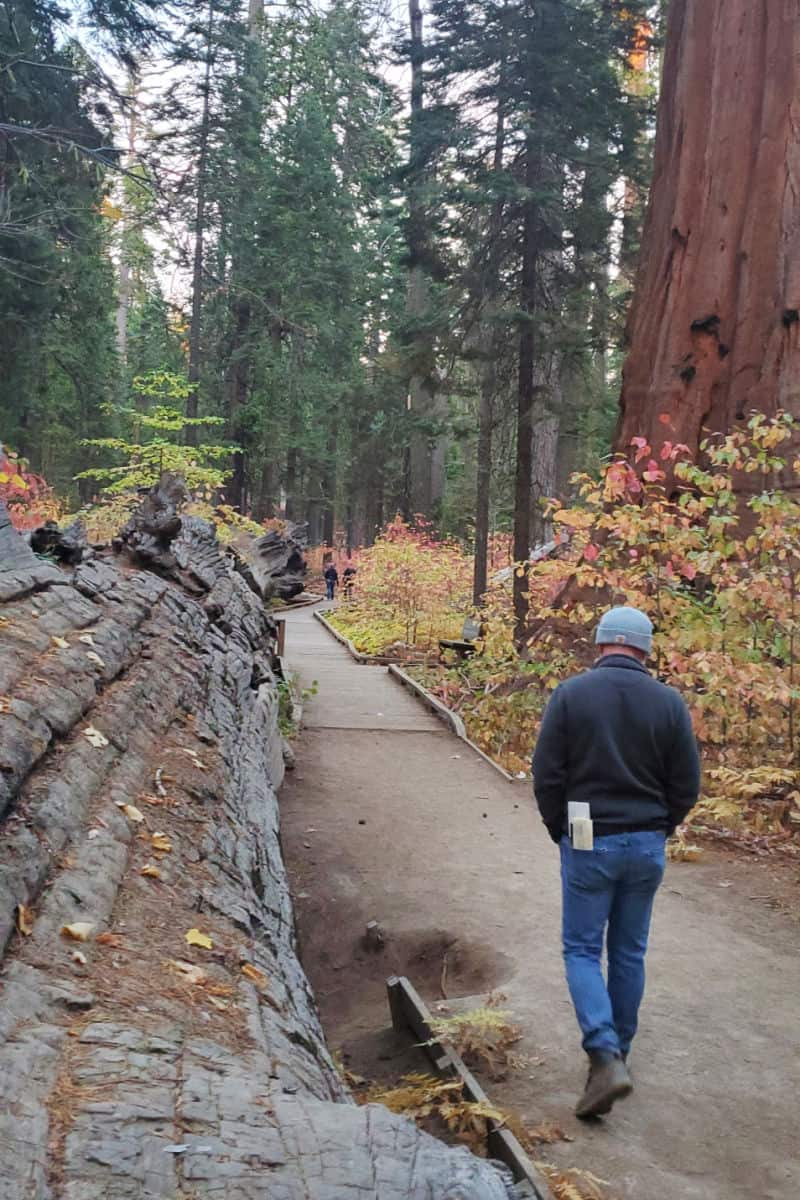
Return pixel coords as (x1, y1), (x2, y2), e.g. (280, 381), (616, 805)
(592, 654), (650, 675)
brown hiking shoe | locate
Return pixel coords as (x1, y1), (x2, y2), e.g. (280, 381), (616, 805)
(575, 1054), (633, 1119)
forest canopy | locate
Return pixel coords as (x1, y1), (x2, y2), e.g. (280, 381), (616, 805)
(2, 0), (797, 619)
(0, 0), (657, 541)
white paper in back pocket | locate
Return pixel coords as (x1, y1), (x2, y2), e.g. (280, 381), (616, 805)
(571, 817), (594, 851)
(568, 801), (591, 838)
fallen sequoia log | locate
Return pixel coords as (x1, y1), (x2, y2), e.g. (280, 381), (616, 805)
(115, 475), (309, 602)
(28, 518), (89, 565)
(0, 494), (517, 1200)
(238, 522), (309, 602)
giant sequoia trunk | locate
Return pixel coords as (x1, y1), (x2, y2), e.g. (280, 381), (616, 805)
(616, 0), (800, 467)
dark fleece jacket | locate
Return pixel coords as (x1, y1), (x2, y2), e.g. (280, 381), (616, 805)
(532, 654), (701, 843)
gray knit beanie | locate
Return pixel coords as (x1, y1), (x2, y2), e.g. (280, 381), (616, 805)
(594, 606), (653, 655)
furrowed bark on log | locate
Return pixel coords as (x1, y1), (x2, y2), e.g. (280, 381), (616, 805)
(0, 498), (515, 1200)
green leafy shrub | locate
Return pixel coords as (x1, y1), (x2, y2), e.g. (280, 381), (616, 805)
(77, 371), (234, 495)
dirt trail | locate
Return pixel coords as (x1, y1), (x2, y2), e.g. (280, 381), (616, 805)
(281, 605), (799, 1200)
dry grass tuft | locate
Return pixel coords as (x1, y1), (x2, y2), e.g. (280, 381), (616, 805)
(426, 999), (524, 1080)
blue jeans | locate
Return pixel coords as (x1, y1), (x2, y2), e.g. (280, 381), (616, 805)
(560, 831), (666, 1056)
(326, 581), (335, 600)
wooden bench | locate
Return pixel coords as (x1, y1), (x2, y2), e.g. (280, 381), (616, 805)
(438, 616), (483, 660)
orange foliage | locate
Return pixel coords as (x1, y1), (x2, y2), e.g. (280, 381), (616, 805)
(332, 416), (800, 846)
(0, 447), (58, 530)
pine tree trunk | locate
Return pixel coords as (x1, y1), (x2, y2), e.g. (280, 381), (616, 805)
(473, 365), (494, 606)
(513, 144), (538, 645)
(186, 0), (215, 443)
(254, 459), (276, 521)
(472, 92), (506, 606)
(224, 0), (264, 508)
(405, 0), (445, 518)
(322, 422), (337, 547)
(115, 70), (139, 363)
(531, 387), (559, 545)
(285, 445), (299, 522)
(365, 465), (383, 546)
(529, 225), (562, 546)
(226, 297), (251, 512)
(285, 377), (303, 522)
(616, 0), (800, 471)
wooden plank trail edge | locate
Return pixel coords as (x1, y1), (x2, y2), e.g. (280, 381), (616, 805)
(387, 664), (521, 785)
(386, 975), (556, 1200)
(313, 609), (376, 663)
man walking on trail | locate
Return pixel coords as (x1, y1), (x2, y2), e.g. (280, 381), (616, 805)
(532, 606), (700, 1119)
(324, 562), (338, 602)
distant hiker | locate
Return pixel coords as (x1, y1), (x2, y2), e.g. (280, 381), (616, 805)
(532, 606), (700, 1119)
(343, 563), (356, 600)
(324, 562), (339, 601)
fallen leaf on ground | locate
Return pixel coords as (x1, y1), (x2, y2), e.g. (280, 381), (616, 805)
(667, 835), (703, 862)
(0, 696), (11, 713)
(96, 932), (124, 946)
(141, 864), (161, 879)
(16, 904), (34, 936)
(61, 922), (95, 942)
(51, 635), (69, 649)
(117, 803), (144, 823)
(152, 832), (172, 853)
(536, 1163), (609, 1198)
(87, 829), (100, 840)
(240, 963), (270, 990)
(78, 633), (96, 646)
(71, 950), (88, 966)
(526, 1122), (573, 1145)
(166, 959), (208, 985)
(179, 748), (206, 770)
(84, 726), (109, 748)
(208, 995), (231, 1011)
(185, 928), (213, 950)
(86, 651), (106, 668)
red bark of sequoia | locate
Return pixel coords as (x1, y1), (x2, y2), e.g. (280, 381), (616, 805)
(616, 0), (800, 470)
